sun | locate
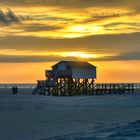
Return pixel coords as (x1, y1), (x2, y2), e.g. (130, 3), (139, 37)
(68, 25), (101, 32)
(69, 25), (86, 32)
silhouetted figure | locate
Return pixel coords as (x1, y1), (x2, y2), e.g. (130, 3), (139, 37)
(12, 86), (18, 94)
(15, 86), (18, 94)
(12, 86), (15, 94)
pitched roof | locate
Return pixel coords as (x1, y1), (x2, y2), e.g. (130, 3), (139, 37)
(52, 61), (96, 68)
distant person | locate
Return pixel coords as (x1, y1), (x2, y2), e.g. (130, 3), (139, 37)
(12, 86), (15, 94)
(12, 86), (18, 94)
(15, 86), (18, 94)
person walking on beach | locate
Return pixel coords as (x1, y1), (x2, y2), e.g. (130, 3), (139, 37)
(12, 86), (18, 94)
(15, 86), (18, 94)
(12, 86), (15, 94)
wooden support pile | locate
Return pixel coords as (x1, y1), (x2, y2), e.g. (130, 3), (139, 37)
(32, 78), (134, 96)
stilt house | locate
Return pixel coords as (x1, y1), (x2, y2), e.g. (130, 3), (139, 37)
(46, 61), (96, 79)
(33, 61), (97, 95)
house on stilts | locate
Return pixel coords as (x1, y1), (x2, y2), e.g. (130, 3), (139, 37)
(32, 61), (97, 96)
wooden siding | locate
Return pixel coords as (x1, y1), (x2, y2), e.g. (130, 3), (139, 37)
(72, 68), (96, 78)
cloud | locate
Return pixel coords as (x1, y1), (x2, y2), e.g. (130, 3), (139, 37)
(22, 24), (61, 32)
(1, 0), (140, 12)
(104, 22), (140, 28)
(0, 0), (128, 8)
(0, 9), (20, 26)
(0, 3), (138, 39)
(0, 54), (79, 63)
(0, 51), (140, 63)
(80, 14), (127, 24)
(0, 32), (139, 63)
(0, 32), (140, 52)
(103, 51), (140, 61)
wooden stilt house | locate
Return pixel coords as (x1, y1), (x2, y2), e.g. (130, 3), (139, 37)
(32, 61), (97, 96)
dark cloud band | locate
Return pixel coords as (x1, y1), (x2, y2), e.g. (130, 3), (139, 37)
(0, 0), (130, 8)
(1, 0), (140, 13)
(0, 55), (78, 63)
(0, 32), (140, 52)
(0, 51), (140, 63)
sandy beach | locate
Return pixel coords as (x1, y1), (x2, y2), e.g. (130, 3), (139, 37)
(0, 89), (140, 140)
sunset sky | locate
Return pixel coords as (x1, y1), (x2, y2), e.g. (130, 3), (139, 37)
(0, 0), (140, 83)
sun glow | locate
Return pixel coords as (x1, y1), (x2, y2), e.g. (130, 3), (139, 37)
(69, 25), (102, 32)
(63, 25), (103, 38)
(62, 52), (101, 59)
(0, 49), (105, 59)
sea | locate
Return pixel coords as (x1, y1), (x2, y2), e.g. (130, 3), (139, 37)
(0, 83), (36, 89)
(0, 83), (36, 94)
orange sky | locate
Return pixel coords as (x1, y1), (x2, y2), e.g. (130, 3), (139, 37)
(0, 61), (139, 83)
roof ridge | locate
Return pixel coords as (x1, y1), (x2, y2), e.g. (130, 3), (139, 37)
(52, 61), (96, 68)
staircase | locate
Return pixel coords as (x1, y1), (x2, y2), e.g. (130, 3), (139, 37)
(32, 80), (46, 95)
